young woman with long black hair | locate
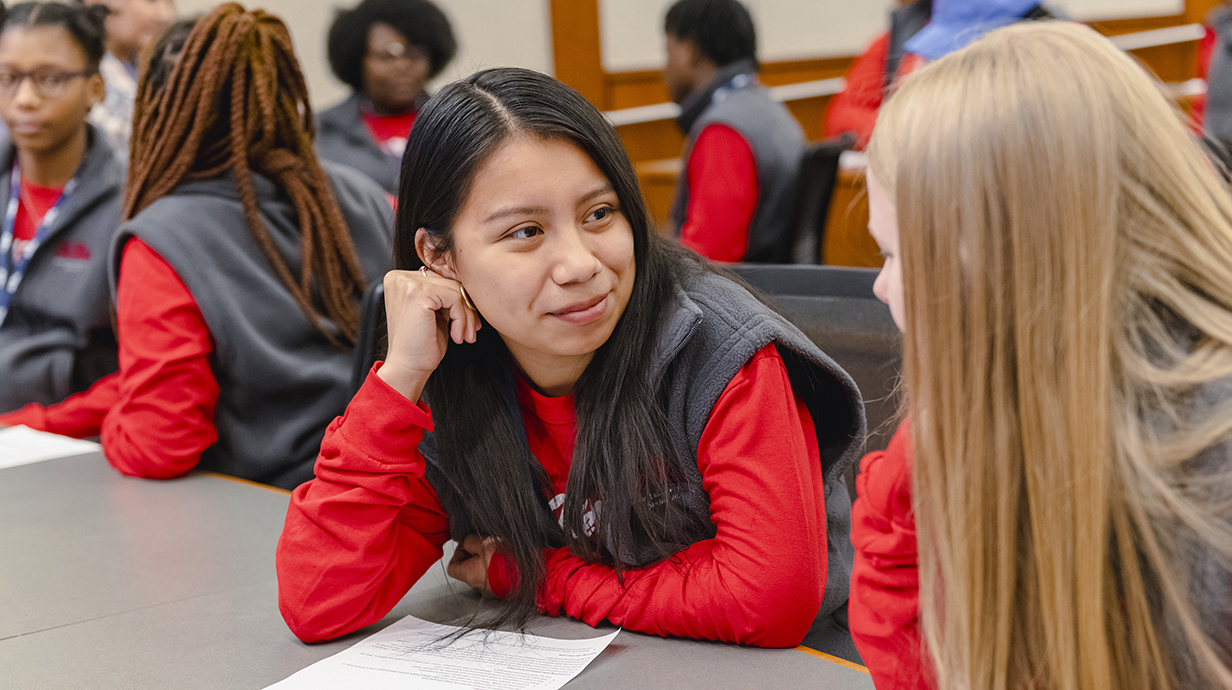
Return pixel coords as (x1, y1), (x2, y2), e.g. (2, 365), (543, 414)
(276, 67), (865, 647)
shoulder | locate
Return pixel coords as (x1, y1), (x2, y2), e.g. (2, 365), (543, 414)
(855, 421), (914, 529)
(316, 95), (361, 130)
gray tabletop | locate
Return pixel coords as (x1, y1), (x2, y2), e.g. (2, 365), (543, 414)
(0, 453), (874, 689)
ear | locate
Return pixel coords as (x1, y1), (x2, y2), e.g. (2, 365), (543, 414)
(87, 73), (106, 109)
(414, 227), (459, 280)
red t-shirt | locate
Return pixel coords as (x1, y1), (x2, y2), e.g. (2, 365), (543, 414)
(849, 421), (935, 690)
(9, 179), (65, 261)
(679, 123), (759, 263)
(0, 238), (220, 477)
(276, 344), (829, 648)
(361, 109), (418, 159)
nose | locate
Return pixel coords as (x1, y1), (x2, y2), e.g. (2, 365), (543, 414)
(12, 77), (39, 108)
(549, 224), (602, 286)
(872, 267), (890, 306)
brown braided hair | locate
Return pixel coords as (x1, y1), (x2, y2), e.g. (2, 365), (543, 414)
(125, 3), (366, 347)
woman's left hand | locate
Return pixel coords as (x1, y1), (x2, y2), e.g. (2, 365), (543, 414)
(447, 534), (498, 597)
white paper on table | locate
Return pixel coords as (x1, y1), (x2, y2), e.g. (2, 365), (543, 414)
(0, 425), (100, 469)
(266, 615), (620, 690)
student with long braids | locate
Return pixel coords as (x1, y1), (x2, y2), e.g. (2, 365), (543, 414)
(851, 22), (1232, 690)
(0, 2), (125, 414)
(276, 67), (866, 647)
(1, 4), (393, 490)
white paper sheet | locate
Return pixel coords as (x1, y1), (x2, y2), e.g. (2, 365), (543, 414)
(266, 615), (619, 690)
(0, 425), (100, 469)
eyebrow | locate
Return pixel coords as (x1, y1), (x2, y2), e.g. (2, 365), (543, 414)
(481, 186), (616, 224)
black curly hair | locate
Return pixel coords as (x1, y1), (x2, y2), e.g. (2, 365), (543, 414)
(6, 1), (107, 69)
(327, 0), (456, 93)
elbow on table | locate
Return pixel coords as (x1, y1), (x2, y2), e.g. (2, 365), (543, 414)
(277, 588), (374, 644)
(723, 578), (822, 648)
(105, 450), (196, 481)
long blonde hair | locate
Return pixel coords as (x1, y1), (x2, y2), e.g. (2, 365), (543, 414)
(868, 21), (1232, 690)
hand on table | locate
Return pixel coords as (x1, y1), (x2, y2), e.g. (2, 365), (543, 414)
(448, 534), (500, 598)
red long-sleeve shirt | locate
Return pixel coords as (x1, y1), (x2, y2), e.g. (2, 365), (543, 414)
(0, 238), (220, 476)
(678, 123), (759, 263)
(848, 421), (934, 690)
(276, 343), (828, 647)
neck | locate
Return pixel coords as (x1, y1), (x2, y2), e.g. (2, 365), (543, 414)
(370, 99), (418, 117)
(107, 41), (138, 69)
(19, 126), (88, 187)
(506, 342), (595, 397)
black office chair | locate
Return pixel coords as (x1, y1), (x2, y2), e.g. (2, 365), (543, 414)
(728, 263), (902, 457)
(351, 280), (387, 395)
(779, 134), (855, 264)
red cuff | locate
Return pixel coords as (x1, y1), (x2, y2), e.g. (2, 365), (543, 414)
(487, 551), (515, 599)
(338, 362), (435, 466)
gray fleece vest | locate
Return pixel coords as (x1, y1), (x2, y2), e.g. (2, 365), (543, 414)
(671, 61), (805, 262)
(0, 127), (125, 411)
(110, 160), (393, 489)
(421, 269), (865, 631)
(315, 94), (401, 195)
(1207, 6), (1232, 142)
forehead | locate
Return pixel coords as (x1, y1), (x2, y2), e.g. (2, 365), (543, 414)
(368, 23), (409, 48)
(0, 26), (90, 68)
(464, 137), (611, 215)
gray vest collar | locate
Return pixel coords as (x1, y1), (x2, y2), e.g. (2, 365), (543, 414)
(676, 58), (759, 134)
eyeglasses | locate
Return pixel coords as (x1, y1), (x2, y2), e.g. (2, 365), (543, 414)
(366, 42), (429, 65)
(0, 68), (95, 99)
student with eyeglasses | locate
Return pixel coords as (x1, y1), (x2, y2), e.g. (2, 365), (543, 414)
(0, 2), (125, 415)
(315, 0), (456, 195)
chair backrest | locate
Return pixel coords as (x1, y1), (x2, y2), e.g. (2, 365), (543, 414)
(778, 135), (855, 264)
(728, 264), (902, 457)
(351, 280), (387, 395)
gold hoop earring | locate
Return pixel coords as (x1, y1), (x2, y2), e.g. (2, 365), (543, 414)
(459, 284), (478, 312)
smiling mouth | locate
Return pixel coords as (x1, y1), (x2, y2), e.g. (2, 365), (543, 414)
(550, 294), (609, 325)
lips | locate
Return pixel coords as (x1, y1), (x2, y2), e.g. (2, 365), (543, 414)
(10, 121), (41, 135)
(549, 293), (609, 325)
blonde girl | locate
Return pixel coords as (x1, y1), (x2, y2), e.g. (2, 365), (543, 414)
(852, 21), (1232, 690)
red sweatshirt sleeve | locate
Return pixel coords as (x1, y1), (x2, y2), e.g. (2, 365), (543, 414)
(275, 365), (451, 642)
(97, 239), (220, 479)
(849, 421), (934, 690)
(537, 344), (827, 648)
(678, 123), (759, 263)
(824, 32), (891, 148)
(0, 372), (118, 436)
(0, 239), (219, 474)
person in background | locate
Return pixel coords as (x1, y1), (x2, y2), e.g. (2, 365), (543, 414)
(0, 2), (125, 415)
(316, 0), (456, 195)
(75, 0), (175, 163)
(823, 0), (930, 149)
(662, 0), (803, 263)
(852, 22), (1232, 690)
(1197, 2), (1232, 139)
(0, 4), (393, 490)
(824, 0), (1052, 148)
(275, 67), (865, 649)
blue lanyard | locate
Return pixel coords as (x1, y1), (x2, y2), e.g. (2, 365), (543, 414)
(0, 159), (81, 326)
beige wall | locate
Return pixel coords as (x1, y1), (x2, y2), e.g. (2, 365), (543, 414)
(173, 0), (1188, 107)
(174, 0), (553, 108)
